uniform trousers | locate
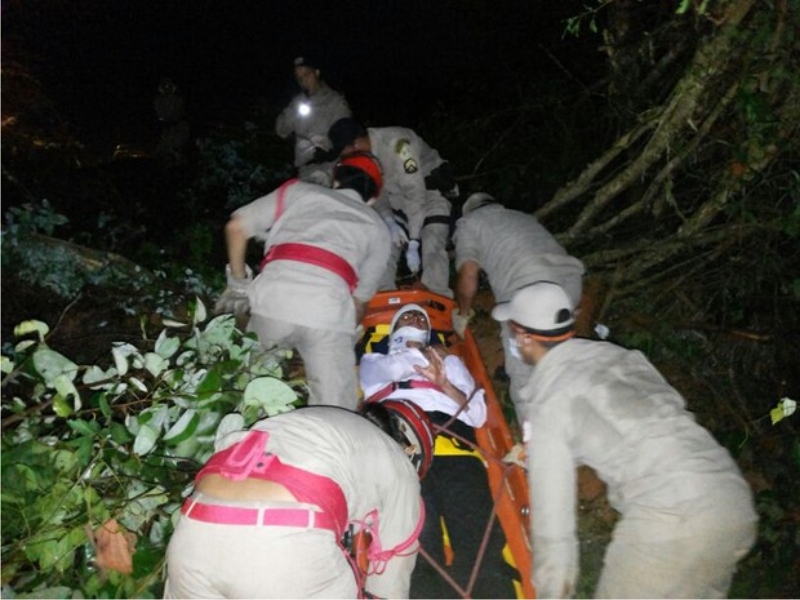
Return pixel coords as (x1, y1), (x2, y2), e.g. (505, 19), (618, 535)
(595, 507), (757, 598)
(164, 494), (356, 599)
(379, 191), (453, 298)
(248, 314), (358, 409)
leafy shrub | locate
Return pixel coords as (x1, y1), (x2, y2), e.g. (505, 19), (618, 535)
(1, 299), (303, 598)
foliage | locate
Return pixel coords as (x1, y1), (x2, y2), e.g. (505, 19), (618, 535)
(1, 299), (304, 598)
(194, 121), (292, 211)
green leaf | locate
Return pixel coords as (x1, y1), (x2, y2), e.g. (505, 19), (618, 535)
(52, 448), (78, 474)
(770, 397), (797, 425)
(53, 373), (81, 411)
(196, 366), (223, 395)
(162, 317), (188, 328)
(83, 364), (116, 389)
(163, 409), (199, 446)
(32, 347), (78, 385)
(243, 377), (298, 416)
(14, 319), (50, 341)
(14, 339), (36, 353)
(112, 346), (130, 376)
(1, 355), (14, 374)
(133, 424), (159, 456)
(67, 418), (100, 437)
(97, 391), (111, 417)
(192, 296), (208, 325)
(53, 394), (73, 417)
(154, 329), (181, 358)
(144, 352), (167, 377)
(215, 412), (245, 443)
(128, 376), (148, 394)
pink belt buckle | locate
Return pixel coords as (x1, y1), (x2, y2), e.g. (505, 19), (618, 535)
(220, 430), (273, 480)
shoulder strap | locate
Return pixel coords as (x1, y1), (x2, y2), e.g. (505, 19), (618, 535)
(274, 178), (299, 221)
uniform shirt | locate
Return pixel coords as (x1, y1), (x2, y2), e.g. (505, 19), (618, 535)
(454, 204), (585, 306)
(216, 406), (422, 599)
(233, 181), (391, 332)
(359, 347), (487, 428)
(366, 127), (447, 240)
(275, 83), (352, 167)
(521, 338), (758, 598)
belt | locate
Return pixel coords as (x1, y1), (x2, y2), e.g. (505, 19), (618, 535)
(259, 242), (358, 292)
(181, 498), (339, 532)
(366, 379), (444, 403)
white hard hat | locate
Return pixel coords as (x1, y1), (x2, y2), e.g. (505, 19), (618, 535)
(462, 192), (496, 215)
(492, 282), (575, 337)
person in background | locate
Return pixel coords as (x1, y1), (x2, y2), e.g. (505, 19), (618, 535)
(359, 304), (516, 598)
(453, 192), (585, 424)
(215, 152), (390, 409)
(275, 56), (352, 186)
(153, 77), (190, 169)
(164, 402), (433, 598)
(328, 117), (458, 298)
(492, 281), (758, 599)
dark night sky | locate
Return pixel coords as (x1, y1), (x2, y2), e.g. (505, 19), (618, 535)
(3, 0), (599, 148)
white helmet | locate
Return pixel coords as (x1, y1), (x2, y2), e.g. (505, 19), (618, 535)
(388, 304), (431, 353)
(491, 281), (575, 339)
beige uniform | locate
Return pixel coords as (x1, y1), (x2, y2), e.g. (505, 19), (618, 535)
(275, 83), (351, 168)
(234, 181), (391, 407)
(522, 338), (758, 598)
(164, 406), (422, 599)
(367, 127), (454, 297)
(454, 203), (585, 418)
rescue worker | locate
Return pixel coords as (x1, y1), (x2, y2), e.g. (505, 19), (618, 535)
(275, 56), (352, 186)
(328, 117), (457, 298)
(492, 282), (758, 599)
(359, 305), (516, 598)
(215, 152), (391, 408)
(453, 192), (585, 423)
(163, 401), (434, 598)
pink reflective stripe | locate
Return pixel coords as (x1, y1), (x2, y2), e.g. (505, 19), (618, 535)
(274, 178), (299, 222)
(181, 498), (338, 532)
(259, 242), (358, 292)
(366, 379), (444, 403)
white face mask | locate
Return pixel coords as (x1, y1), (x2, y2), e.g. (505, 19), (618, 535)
(389, 326), (429, 354)
(506, 335), (522, 360)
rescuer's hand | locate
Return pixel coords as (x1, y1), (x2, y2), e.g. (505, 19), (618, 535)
(452, 308), (475, 338)
(405, 239), (421, 273)
(214, 264), (253, 317)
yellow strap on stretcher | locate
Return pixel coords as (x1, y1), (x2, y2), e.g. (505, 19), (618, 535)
(434, 434), (484, 461)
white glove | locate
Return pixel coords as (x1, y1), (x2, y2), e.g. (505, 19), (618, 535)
(214, 264), (253, 316)
(383, 217), (409, 247)
(452, 308), (475, 338)
(405, 239), (421, 274)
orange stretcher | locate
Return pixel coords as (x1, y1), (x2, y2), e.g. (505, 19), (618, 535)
(359, 289), (535, 599)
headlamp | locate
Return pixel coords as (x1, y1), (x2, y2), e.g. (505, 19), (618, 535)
(297, 102), (311, 117)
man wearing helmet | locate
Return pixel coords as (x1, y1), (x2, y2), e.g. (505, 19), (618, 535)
(327, 118), (457, 298)
(492, 281), (758, 599)
(216, 152), (390, 409)
(275, 56), (352, 186)
(164, 402), (432, 598)
(359, 304), (515, 598)
(453, 192), (585, 424)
